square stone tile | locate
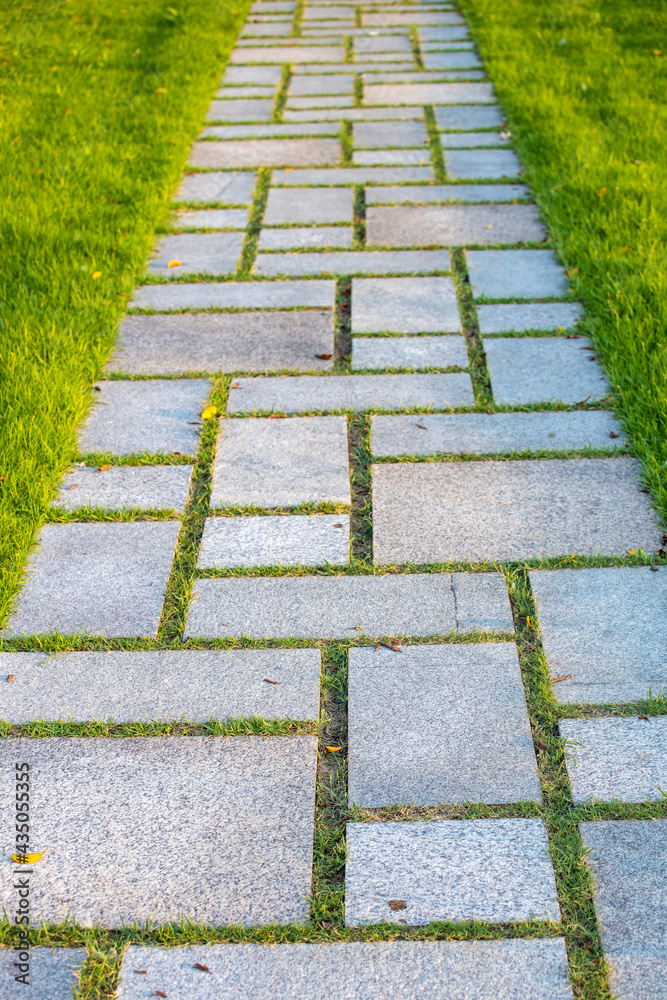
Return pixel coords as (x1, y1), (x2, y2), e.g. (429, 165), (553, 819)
(529, 567), (667, 704)
(172, 207), (249, 230)
(466, 249), (569, 299)
(348, 643), (541, 807)
(478, 302), (583, 333)
(484, 337), (606, 405)
(175, 171), (256, 205)
(206, 99), (274, 122)
(253, 250), (452, 276)
(352, 336), (468, 370)
(0, 736), (317, 926)
(366, 204), (546, 246)
(131, 279), (336, 311)
(560, 717), (667, 803)
(351, 276), (460, 333)
(0, 949), (86, 1000)
(423, 50), (482, 69)
(364, 82), (494, 104)
(259, 226), (352, 249)
(147, 233), (244, 277)
(289, 74), (354, 95)
(53, 464), (194, 512)
(367, 183), (528, 205)
(271, 165), (433, 184)
(372, 458), (662, 563)
(434, 105), (504, 129)
(189, 138), (340, 168)
(230, 46), (345, 63)
(222, 65), (284, 85)
(345, 818), (559, 925)
(353, 120), (429, 148)
(198, 514), (349, 567)
(3, 522), (180, 638)
(264, 187), (354, 224)
(445, 148), (522, 179)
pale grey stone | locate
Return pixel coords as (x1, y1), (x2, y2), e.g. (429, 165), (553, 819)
(372, 458), (662, 564)
(367, 183), (528, 204)
(147, 233), (244, 277)
(419, 26), (471, 42)
(241, 21), (291, 36)
(271, 165), (433, 184)
(230, 45), (345, 63)
(294, 62), (415, 75)
(484, 337), (606, 405)
(445, 149), (522, 179)
(131, 279), (335, 311)
(435, 105), (504, 129)
(0, 736), (317, 927)
(580, 820), (667, 1000)
(351, 276), (460, 333)
(78, 379), (211, 456)
(348, 643), (541, 806)
(478, 302), (583, 333)
(364, 82), (494, 104)
(189, 138), (340, 168)
(353, 120), (429, 148)
(352, 336), (468, 370)
(285, 96), (354, 109)
(440, 131), (508, 147)
(529, 567), (667, 703)
(198, 514), (349, 568)
(364, 12), (465, 26)
(200, 123), (339, 138)
(366, 204), (546, 246)
(206, 99), (274, 122)
(175, 171), (256, 205)
(289, 74), (353, 95)
(353, 149), (432, 166)
(222, 65), (283, 85)
(283, 107), (425, 122)
(236, 37), (341, 47)
(364, 71), (487, 83)
(0, 648), (321, 723)
(264, 186), (353, 224)
(423, 50), (482, 69)
(210, 415), (350, 507)
(184, 571), (514, 639)
(345, 819), (559, 924)
(354, 35), (412, 54)
(53, 464), (194, 512)
(214, 86), (277, 98)
(3, 522), (180, 639)
(259, 226), (352, 249)
(560, 717), (667, 803)
(250, 2), (296, 13)
(172, 208), (249, 230)
(254, 250), (451, 276)
(467, 249), (569, 299)
(0, 949), (86, 1000)
(303, 6), (355, 19)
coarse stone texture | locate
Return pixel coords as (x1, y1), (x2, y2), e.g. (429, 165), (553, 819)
(53, 464), (194, 512)
(289, 74), (354, 95)
(264, 186), (354, 224)
(259, 226), (353, 249)
(131, 279), (336, 310)
(560, 717), (667, 803)
(366, 71), (486, 85)
(366, 183), (528, 204)
(230, 45), (345, 62)
(295, 63), (415, 76)
(353, 120), (429, 148)
(302, 5), (353, 17)
(352, 336), (469, 370)
(419, 26), (471, 43)
(3, 522), (180, 639)
(250, 1), (295, 11)
(286, 96), (354, 110)
(348, 643), (541, 807)
(184, 571), (514, 640)
(345, 819), (559, 925)
(354, 35), (412, 55)
(241, 21), (291, 36)
(108, 312), (335, 375)
(484, 337), (606, 405)
(206, 99), (274, 122)
(434, 105), (504, 129)
(422, 50), (483, 69)
(478, 302), (583, 334)
(201, 123), (340, 138)
(283, 107), (424, 122)
(175, 171), (256, 204)
(364, 82), (494, 105)
(214, 86), (276, 98)
(372, 459), (661, 564)
(0, 736), (317, 927)
(440, 131), (508, 148)
(172, 207), (249, 230)
(353, 149), (432, 166)
(0, 949), (86, 1000)
(198, 514), (349, 568)
(371, 410), (626, 456)
(147, 232), (244, 277)
(271, 166), (433, 185)
(466, 249), (569, 299)
(351, 276), (461, 333)
(254, 250), (452, 276)
(366, 204), (545, 246)
(189, 138), (341, 168)
(579, 820), (667, 1000)
(78, 379), (211, 456)
(210, 416), (351, 507)
(364, 12), (466, 26)
(529, 567), (667, 704)
(0, 648), (321, 723)
(222, 65), (284, 85)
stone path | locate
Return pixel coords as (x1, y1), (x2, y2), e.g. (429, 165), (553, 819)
(1, 0), (665, 997)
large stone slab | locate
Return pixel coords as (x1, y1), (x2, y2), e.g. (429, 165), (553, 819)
(210, 416), (350, 507)
(0, 949), (86, 1000)
(259, 226), (353, 249)
(351, 276), (460, 333)
(560, 717), (667, 803)
(529, 567), (667, 704)
(293, 63), (415, 76)
(147, 233), (244, 277)
(466, 249), (569, 299)
(131, 279), (335, 310)
(185, 571), (514, 639)
(172, 207), (249, 230)
(78, 379), (211, 456)
(434, 105), (504, 129)
(0, 648), (320, 723)
(289, 74), (354, 95)
(190, 138), (340, 168)
(254, 250), (452, 276)
(201, 123), (340, 138)
(264, 186), (353, 224)
(352, 336), (468, 370)
(345, 818), (559, 925)
(53, 464), (194, 512)
(353, 120), (429, 148)
(348, 643), (541, 807)
(175, 171), (256, 204)
(367, 183), (528, 204)
(478, 302), (583, 333)
(0, 736), (317, 927)
(364, 82), (494, 104)
(580, 820), (667, 1000)
(484, 337), (607, 405)
(372, 458), (661, 563)
(3, 522), (180, 639)
(271, 166), (433, 184)
(230, 45), (345, 62)
(198, 514), (349, 568)
(366, 204), (546, 246)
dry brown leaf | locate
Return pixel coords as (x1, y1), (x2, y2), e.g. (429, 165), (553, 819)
(151, 992), (167, 998)
(326, 746), (343, 752)
(134, 970), (147, 975)
(333, 522), (343, 528)
(415, 421), (427, 430)
(551, 674), (572, 683)
(95, 465), (112, 473)
(388, 899), (407, 911)
(268, 414), (287, 418)
(610, 431), (619, 438)
(68, 484), (79, 490)
(192, 963), (211, 973)
(263, 677), (280, 685)
(315, 353), (332, 360)
(7, 675), (15, 683)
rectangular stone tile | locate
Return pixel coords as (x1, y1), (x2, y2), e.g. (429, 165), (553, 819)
(286, 96), (354, 109)
(222, 65), (284, 85)
(214, 85), (280, 98)
(206, 99), (274, 122)
(78, 379), (211, 456)
(200, 123), (340, 138)
(172, 207), (249, 230)
(372, 458), (661, 563)
(210, 415), (350, 507)
(184, 571), (514, 639)
(345, 818), (559, 925)
(580, 820), (667, 1000)
(289, 74), (354, 95)
(353, 149), (432, 166)
(354, 35), (412, 54)
(293, 62), (415, 75)
(435, 105), (505, 129)
(283, 107), (424, 122)
(423, 49), (482, 69)
(419, 26), (471, 42)
(371, 410), (627, 456)
(0, 648), (321, 723)
(560, 717), (667, 803)
(236, 37), (342, 47)
(303, 6), (355, 19)
(131, 279), (336, 311)
(529, 566), (667, 703)
(367, 183), (528, 204)
(189, 138), (340, 168)
(241, 21), (291, 35)
(366, 204), (546, 246)
(484, 337), (606, 405)
(259, 226), (353, 249)
(348, 643), (541, 807)
(445, 148), (522, 179)
(364, 13), (465, 26)
(254, 250), (451, 276)
(230, 46), (345, 63)
(0, 736), (317, 927)
(440, 131), (508, 147)
(175, 171), (256, 205)
(353, 120), (429, 148)
(351, 276), (460, 333)
(352, 336), (468, 370)
(53, 464), (194, 512)
(147, 233), (244, 277)
(364, 70), (487, 83)
(250, 3), (296, 13)
(3, 522), (180, 639)
(0, 949), (86, 1000)
(198, 514), (349, 568)
(264, 186), (353, 223)
(478, 302), (583, 333)
(271, 165), (433, 184)
(467, 249), (569, 299)
(364, 82), (494, 104)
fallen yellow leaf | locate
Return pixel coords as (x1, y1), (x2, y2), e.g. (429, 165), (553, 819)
(156, 87), (167, 93)
(167, 259), (182, 267)
(597, 187), (607, 196)
(526, 615), (531, 627)
(92, 271), (101, 280)
(201, 405), (217, 419)
(654, 49), (662, 56)
(325, 746), (343, 752)
(11, 849), (48, 865)
(627, 549), (637, 555)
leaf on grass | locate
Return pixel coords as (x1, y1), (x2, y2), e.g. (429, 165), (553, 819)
(627, 549), (637, 555)
(326, 746), (343, 752)
(638, 714), (649, 721)
(92, 271), (102, 280)
(551, 674), (571, 683)
(377, 641), (401, 652)
(7, 675), (15, 683)
(315, 353), (332, 360)
(650, 565), (659, 572)
(11, 849), (48, 864)
(575, 396), (591, 406)
(156, 87), (167, 93)
(534, 740), (549, 753)
(388, 899), (407, 911)
(167, 259), (182, 268)
(268, 413), (286, 418)
(192, 963), (211, 973)
(201, 405), (217, 420)
(597, 187), (607, 196)
(654, 49), (662, 56)
(263, 677), (280, 685)
(526, 615), (531, 627)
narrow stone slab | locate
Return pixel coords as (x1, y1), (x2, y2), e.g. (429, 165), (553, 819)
(78, 379), (211, 456)
(348, 643), (541, 807)
(254, 250), (451, 277)
(423, 50), (482, 69)
(440, 131), (508, 148)
(484, 337), (607, 405)
(271, 165), (433, 184)
(371, 410), (626, 456)
(201, 122), (340, 138)
(364, 12), (466, 26)
(264, 186), (353, 224)
(580, 820), (667, 1000)
(206, 99), (274, 122)
(259, 226), (353, 249)
(190, 138), (340, 168)
(198, 514), (349, 567)
(478, 302), (583, 333)
(466, 249), (569, 299)
(560, 717), (667, 803)
(286, 96), (354, 110)
(0, 736), (317, 927)
(353, 120), (429, 148)
(434, 105), (504, 129)
(367, 183), (528, 204)
(131, 279), (336, 311)
(354, 35), (412, 54)
(364, 82), (494, 104)
(283, 107), (425, 122)
(352, 336), (468, 370)
(289, 74), (354, 95)
(529, 567), (667, 703)
(185, 571), (514, 639)
(3, 522), (180, 639)
(210, 416), (350, 507)
(351, 276), (460, 333)
(419, 25), (471, 41)
(175, 171), (256, 205)
(366, 204), (546, 246)
(222, 65), (283, 85)
(345, 818), (559, 924)
(0, 949), (86, 1000)
(241, 21), (291, 36)
(147, 232), (244, 277)
(372, 458), (661, 563)
(0, 648), (321, 723)
(53, 464), (194, 512)
(294, 63), (415, 76)
(363, 71), (488, 85)
(353, 149), (432, 166)
(172, 207), (249, 230)
(230, 46), (345, 63)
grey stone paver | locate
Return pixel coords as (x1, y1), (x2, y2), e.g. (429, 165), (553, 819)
(351, 276), (461, 332)
(215, 86), (277, 98)
(264, 186), (353, 224)
(345, 818), (559, 925)
(560, 716), (667, 803)
(0, 949), (86, 1000)
(353, 120), (429, 148)
(254, 250), (452, 276)
(189, 138), (340, 168)
(241, 22), (291, 36)
(3, 522), (180, 639)
(366, 183), (528, 204)
(283, 107), (425, 122)
(222, 65), (284, 85)
(271, 165), (433, 184)
(364, 71), (487, 85)
(289, 74), (354, 95)
(372, 458), (661, 564)
(353, 149), (432, 166)
(78, 379), (211, 455)
(0, 648), (321, 723)
(108, 311), (335, 375)
(440, 131), (509, 148)
(371, 410), (627, 456)
(484, 337), (607, 405)
(366, 204), (545, 246)
(445, 148), (522, 179)
(175, 171), (256, 204)
(230, 45), (345, 63)
(206, 99), (274, 122)
(364, 82), (495, 104)
(201, 123), (340, 138)
(198, 514), (349, 567)
(53, 464), (194, 512)
(147, 232), (244, 277)
(130, 279), (336, 310)
(352, 336), (469, 370)
(348, 643), (541, 807)
(478, 302), (583, 333)
(286, 96), (354, 110)
(172, 207), (249, 230)
(418, 26), (471, 43)
(0, 736), (317, 927)
(294, 62), (415, 76)
(184, 571), (514, 639)
(423, 50), (483, 69)
(364, 12), (466, 26)
(354, 36), (412, 54)
(529, 567), (666, 704)
(580, 820), (667, 1000)
(259, 226), (353, 249)
(466, 249), (569, 299)
(210, 416), (351, 507)
(434, 105), (505, 129)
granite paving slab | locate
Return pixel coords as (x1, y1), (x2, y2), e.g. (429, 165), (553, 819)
(351, 276), (461, 332)
(364, 12), (466, 26)
(0, 949), (86, 1000)
(423, 50), (482, 69)
(214, 86), (279, 98)
(254, 250), (452, 276)
(206, 99), (274, 122)
(175, 171), (256, 204)
(264, 186), (354, 223)
(418, 26), (471, 42)
(200, 123), (340, 138)
(271, 165), (433, 184)
(434, 105), (505, 129)
(352, 335), (469, 370)
(366, 204), (545, 245)
(172, 207), (249, 230)
(484, 337), (607, 405)
(0, 736), (317, 927)
(222, 65), (284, 85)
(283, 107), (425, 122)
(210, 415), (351, 507)
(147, 232), (244, 277)
(439, 131), (508, 148)
(348, 643), (541, 806)
(2, 522), (180, 639)
(363, 71), (487, 84)
(303, 6), (355, 19)
(259, 226), (353, 249)
(529, 566), (667, 704)
(466, 249), (569, 299)
(372, 458), (661, 563)
(130, 279), (336, 310)
(353, 120), (429, 148)
(189, 138), (341, 168)
(286, 96), (355, 109)
(198, 514), (349, 567)
(0, 648), (321, 723)
(364, 82), (494, 104)
(288, 74), (354, 95)
(241, 22), (291, 35)
(354, 36), (413, 54)
(445, 149), (522, 179)
(478, 302), (583, 333)
(53, 464), (194, 512)
(345, 818), (559, 925)
(367, 183), (528, 204)
(353, 149), (432, 166)
(230, 46), (345, 62)
(294, 62), (415, 75)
